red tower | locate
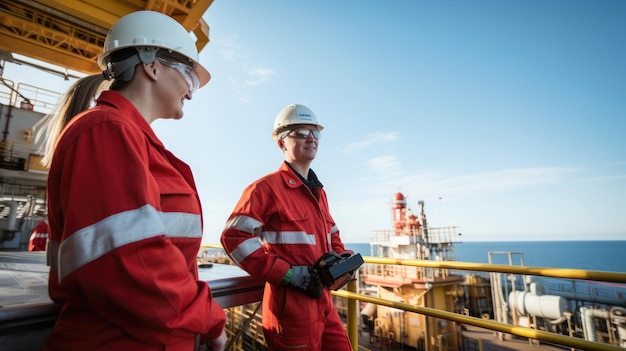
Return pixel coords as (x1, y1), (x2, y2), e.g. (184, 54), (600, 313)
(391, 192), (421, 236)
(391, 192), (406, 234)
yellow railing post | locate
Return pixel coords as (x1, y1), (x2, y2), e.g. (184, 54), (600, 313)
(346, 279), (359, 351)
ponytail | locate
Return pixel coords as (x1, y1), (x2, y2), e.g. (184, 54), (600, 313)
(33, 74), (110, 168)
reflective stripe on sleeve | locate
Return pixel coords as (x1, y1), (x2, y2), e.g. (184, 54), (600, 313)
(55, 204), (201, 281)
(224, 215), (318, 264)
(224, 215), (262, 235)
(229, 237), (263, 265)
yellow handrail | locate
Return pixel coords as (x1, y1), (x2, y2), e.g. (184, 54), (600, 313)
(201, 243), (223, 250)
(200, 244), (626, 350)
(364, 256), (626, 283)
(333, 288), (625, 351)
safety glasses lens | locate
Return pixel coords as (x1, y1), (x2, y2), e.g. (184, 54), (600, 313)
(184, 66), (200, 94)
(290, 129), (321, 139)
(156, 58), (199, 94)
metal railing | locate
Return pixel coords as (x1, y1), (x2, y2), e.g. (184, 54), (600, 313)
(198, 244), (626, 350)
(0, 78), (61, 113)
(4, 248), (625, 351)
(370, 226), (461, 245)
(363, 256), (626, 284)
(336, 285), (626, 351)
(336, 257), (626, 351)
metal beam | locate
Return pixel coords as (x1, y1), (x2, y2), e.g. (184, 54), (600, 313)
(0, 1), (104, 74)
(0, 0), (212, 74)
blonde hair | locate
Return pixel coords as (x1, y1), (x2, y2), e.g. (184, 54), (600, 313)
(33, 74), (110, 167)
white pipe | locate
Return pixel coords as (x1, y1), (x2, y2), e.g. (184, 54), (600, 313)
(549, 315), (568, 325)
(509, 291), (568, 320)
(580, 307), (610, 342)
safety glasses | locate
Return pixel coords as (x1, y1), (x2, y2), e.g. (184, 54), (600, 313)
(156, 57), (200, 94)
(284, 128), (321, 140)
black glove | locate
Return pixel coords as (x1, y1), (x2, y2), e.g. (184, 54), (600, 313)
(289, 266), (323, 299)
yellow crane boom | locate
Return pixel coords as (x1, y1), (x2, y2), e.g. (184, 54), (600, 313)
(0, 0), (213, 74)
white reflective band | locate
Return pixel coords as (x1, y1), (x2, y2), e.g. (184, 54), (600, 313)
(230, 237), (263, 265)
(224, 215), (318, 264)
(224, 215), (262, 235)
(32, 233), (48, 238)
(260, 231), (316, 245)
(55, 204), (201, 281)
(330, 225), (339, 235)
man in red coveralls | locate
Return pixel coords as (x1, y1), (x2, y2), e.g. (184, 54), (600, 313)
(28, 218), (48, 251)
(221, 104), (354, 350)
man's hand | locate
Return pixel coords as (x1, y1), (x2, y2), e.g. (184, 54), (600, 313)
(289, 266), (323, 299)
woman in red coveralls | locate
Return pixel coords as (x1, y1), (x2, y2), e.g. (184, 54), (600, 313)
(221, 104), (354, 350)
(34, 11), (226, 351)
(28, 218), (48, 251)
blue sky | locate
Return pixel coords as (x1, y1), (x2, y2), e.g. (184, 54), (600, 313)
(3, 1), (625, 243)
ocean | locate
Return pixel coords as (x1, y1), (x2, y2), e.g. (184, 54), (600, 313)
(345, 240), (626, 273)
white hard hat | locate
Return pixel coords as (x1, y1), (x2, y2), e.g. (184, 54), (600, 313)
(272, 104), (324, 140)
(97, 10), (210, 87)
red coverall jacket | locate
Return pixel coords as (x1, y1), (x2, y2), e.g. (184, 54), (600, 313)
(220, 162), (352, 350)
(28, 220), (49, 251)
(44, 91), (225, 351)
